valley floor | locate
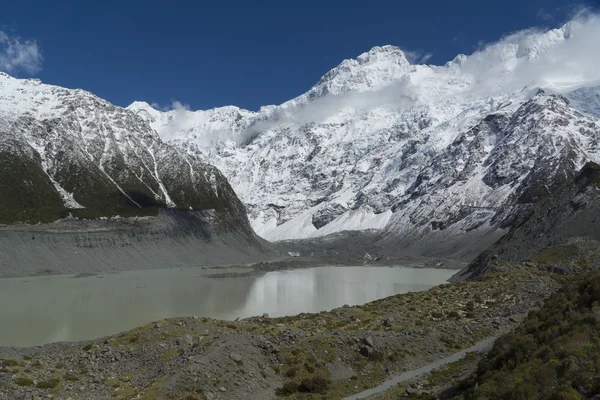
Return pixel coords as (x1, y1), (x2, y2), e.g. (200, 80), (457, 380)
(0, 260), (558, 400)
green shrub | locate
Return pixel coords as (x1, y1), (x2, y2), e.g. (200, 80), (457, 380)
(465, 301), (475, 312)
(15, 377), (34, 386)
(298, 372), (331, 394)
(36, 378), (60, 389)
(63, 372), (80, 381)
(1, 359), (18, 367)
(276, 381), (298, 396)
(304, 362), (315, 373)
(457, 272), (600, 400)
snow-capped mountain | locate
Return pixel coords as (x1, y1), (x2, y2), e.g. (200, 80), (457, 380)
(0, 71), (251, 236)
(128, 15), (600, 246)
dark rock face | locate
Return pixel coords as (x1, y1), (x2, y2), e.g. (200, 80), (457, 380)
(380, 93), (600, 261)
(0, 115), (248, 228)
(453, 162), (600, 281)
(0, 134), (66, 224)
(311, 203), (348, 229)
(0, 76), (273, 276)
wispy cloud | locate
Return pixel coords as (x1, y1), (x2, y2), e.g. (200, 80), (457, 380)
(459, 11), (600, 97)
(536, 8), (554, 21)
(151, 100), (191, 112)
(0, 31), (43, 75)
(149, 11), (600, 149)
(404, 50), (433, 64)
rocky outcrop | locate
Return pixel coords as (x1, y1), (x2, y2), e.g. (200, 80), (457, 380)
(0, 73), (274, 276)
(453, 162), (600, 280)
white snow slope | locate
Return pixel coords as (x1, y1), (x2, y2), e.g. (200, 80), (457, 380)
(128, 15), (600, 243)
(0, 71), (252, 232)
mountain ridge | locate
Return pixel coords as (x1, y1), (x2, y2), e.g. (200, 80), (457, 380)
(0, 72), (274, 275)
(128, 16), (600, 250)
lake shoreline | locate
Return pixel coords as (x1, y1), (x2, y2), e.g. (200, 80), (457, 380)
(0, 266), (558, 400)
(0, 265), (457, 348)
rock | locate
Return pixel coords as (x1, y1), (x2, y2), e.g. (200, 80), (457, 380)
(406, 387), (424, 395)
(262, 313), (270, 319)
(229, 353), (242, 363)
(359, 345), (374, 358)
(275, 352), (285, 364)
(182, 334), (194, 346)
(363, 336), (375, 347)
(382, 318), (393, 327)
(219, 386), (227, 392)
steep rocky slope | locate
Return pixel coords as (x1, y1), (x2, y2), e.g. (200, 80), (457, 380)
(453, 161), (600, 281)
(0, 73), (273, 276)
(128, 17), (600, 250)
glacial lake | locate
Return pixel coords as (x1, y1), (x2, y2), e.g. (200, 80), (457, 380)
(0, 266), (457, 347)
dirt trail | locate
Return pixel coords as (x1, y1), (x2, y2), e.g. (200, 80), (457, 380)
(343, 336), (497, 400)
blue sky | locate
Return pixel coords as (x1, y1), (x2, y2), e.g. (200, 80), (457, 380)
(0, 0), (595, 111)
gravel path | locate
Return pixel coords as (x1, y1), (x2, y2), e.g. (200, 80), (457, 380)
(343, 336), (497, 400)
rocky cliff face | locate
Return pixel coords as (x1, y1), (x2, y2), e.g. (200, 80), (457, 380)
(0, 72), (250, 229)
(453, 161), (600, 280)
(0, 73), (272, 275)
(128, 17), (600, 250)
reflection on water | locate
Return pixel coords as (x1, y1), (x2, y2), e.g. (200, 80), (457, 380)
(0, 266), (456, 347)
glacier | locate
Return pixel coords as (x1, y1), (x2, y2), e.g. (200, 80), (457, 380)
(111, 15), (600, 244)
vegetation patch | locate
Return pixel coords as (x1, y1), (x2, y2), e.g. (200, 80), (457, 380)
(456, 272), (600, 399)
(36, 378), (61, 389)
(276, 370), (331, 396)
(15, 377), (34, 387)
(1, 359), (19, 368)
(159, 348), (180, 362)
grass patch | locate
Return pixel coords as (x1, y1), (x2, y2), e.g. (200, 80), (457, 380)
(159, 348), (180, 362)
(15, 377), (34, 387)
(36, 378), (60, 389)
(276, 370), (331, 396)
(63, 372), (80, 381)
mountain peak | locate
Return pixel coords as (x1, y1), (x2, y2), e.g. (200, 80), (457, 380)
(356, 45), (408, 64)
(293, 45), (411, 102)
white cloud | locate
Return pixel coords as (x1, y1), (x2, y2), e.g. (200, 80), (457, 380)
(243, 12), (600, 141)
(146, 11), (600, 150)
(0, 31), (43, 75)
(458, 11), (600, 96)
(404, 50), (434, 64)
(151, 100), (191, 112)
(419, 52), (433, 64)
